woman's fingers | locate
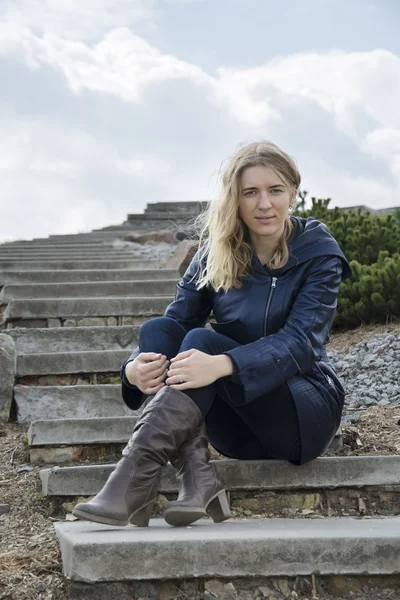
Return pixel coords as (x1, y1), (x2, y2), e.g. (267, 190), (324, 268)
(143, 371), (167, 387)
(143, 382), (166, 395)
(143, 357), (168, 375)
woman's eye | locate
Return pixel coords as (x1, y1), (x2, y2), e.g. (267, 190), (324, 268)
(244, 190), (256, 196)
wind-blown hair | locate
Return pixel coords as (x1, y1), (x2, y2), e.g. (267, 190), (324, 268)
(193, 140), (301, 293)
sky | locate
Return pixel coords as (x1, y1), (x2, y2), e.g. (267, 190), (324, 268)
(1, 0), (400, 242)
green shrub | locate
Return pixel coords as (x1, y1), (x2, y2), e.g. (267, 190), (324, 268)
(294, 195), (400, 329)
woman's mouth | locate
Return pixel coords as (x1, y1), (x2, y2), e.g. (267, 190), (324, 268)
(256, 216), (275, 221)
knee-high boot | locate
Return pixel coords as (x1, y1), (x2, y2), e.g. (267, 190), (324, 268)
(72, 386), (202, 527)
(163, 422), (231, 526)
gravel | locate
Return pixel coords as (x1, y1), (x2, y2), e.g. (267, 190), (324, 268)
(111, 240), (178, 260)
(327, 331), (400, 424)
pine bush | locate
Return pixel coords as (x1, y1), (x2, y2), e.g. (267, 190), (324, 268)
(294, 196), (400, 330)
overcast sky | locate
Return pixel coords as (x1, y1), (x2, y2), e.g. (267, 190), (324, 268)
(1, 0), (399, 242)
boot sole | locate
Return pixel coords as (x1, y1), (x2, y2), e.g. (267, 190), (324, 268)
(163, 506), (206, 527)
(72, 508), (130, 527)
(72, 498), (155, 527)
(163, 489), (231, 527)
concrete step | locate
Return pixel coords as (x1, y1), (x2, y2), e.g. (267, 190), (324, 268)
(145, 201), (208, 210)
(17, 349), (129, 377)
(28, 416), (140, 463)
(0, 248), (150, 256)
(28, 416), (139, 446)
(14, 384), (131, 422)
(0, 259), (160, 270)
(0, 280), (178, 302)
(125, 213), (194, 221)
(3, 326), (141, 353)
(27, 418), (341, 464)
(143, 208), (202, 216)
(55, 516), (400, 584)
(0, 241), (110, 248)
(0, 242), (117, 249)
(46, 230), (167, 240)
(40, 455), (400, 497)
(3, 296), (172, 325)
(28, 417), (340, 449)
(0, 268), (179, 285)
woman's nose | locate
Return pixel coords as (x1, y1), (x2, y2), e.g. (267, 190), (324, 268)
(257, 191), (272, 207)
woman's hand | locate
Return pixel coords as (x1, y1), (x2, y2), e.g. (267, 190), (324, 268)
(166, 349), (232, 390)
(125, 353), (169, 395)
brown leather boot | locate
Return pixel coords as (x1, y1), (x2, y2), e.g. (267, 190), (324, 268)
(163, 422), (231, 526)
(72, 386), (202, 527)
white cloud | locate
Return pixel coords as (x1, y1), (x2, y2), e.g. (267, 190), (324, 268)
(0, 0), (157, 41)
(301, 156), (400, 211)
(0, 22), (283, 125)
(363, 128), (400, 178)
(0, 5), (400, 241)
(0, 112), (172, 240)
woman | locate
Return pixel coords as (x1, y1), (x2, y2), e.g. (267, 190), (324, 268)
(73, 140), (353, 528)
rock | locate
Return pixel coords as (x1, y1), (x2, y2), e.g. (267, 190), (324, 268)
(161, 240), (198, 275)
(273, 578), (292, 597)
(205, 579), (237, 599)
(258, 587), (275, 598)
(328, 331), (400, 413)
(124, 230), (177, 244)
(156, 494), (169, 509)
(0, 504), (10, 515)
(175, 231), (190, 241)
(0, 333), (16, 420)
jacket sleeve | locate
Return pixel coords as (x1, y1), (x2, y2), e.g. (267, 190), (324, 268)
(120, 348), (143, 410)
(120, 246), (213, 409)
(162, 246), (213, 331)
(221, 255), (344, 404)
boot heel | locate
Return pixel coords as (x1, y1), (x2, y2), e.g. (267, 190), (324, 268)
(130, 499), (155, 527)
(206, 490), (231, 523)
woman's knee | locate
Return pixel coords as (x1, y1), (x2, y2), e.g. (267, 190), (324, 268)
(179, 327), (216, 352)
(139, 317), (188, 356)
(140, 316), (187, 337)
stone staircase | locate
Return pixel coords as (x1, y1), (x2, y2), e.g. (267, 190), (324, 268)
(1, 211), (400, 600)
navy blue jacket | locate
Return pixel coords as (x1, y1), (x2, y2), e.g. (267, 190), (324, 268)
(121, 216), (353, 412)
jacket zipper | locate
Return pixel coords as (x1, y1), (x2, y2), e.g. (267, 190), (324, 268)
(263, 277), (277, 336)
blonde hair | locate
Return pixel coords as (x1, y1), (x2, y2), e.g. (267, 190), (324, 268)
(193, 140), (301, 292)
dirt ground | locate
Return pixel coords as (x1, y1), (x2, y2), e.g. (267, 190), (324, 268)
(0, 322), (399, 600)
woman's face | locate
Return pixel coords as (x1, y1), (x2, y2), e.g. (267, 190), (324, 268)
(238, 165), (294, 244)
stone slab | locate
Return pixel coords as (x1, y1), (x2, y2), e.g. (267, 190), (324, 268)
(0, 242), (109, 249)
(161, 240), (198, 276)
(0, 251), (146, 257)
(3, 296), (173, 321)
(27, 418), (338, 448)
(55, 516), (400, 582)
(123, 212), (194, 220)
(30, 445), (127, 464)
(14, 384), (132, 423)
(40, 455), (400, 497)
(0, 268), (179, 285)
(4, 326), (141, 353)
(0, 280), (177, 302)
(17, 349), (129, 376)
(28, 417), (139, 446)
(0, 259), (159, 270)
(0, 333), (16, 418)
(145, 201), (209, 210)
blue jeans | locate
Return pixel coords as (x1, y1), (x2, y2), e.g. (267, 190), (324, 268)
(139, 316), (302, 463)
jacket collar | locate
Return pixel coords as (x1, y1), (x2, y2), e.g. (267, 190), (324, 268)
(250, 216), (353, 280)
